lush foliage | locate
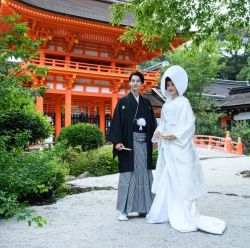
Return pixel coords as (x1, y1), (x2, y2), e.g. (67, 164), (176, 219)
(220, 54), (249, 80)
(0, 188), (47, 226)
(111, 0), (249, 51)
(237, 55), (250, 81)
(0, 190), (20, 219)
(231, 121), (250, 154)
(59, 143), (157, 177)
(195, 108), (224, 137)
(218, 29), (250, 80)
(0, 15), (51, 149)
(0, 148), (68, 203)
(152, 148), (158, 169)
(0, 138), (69, 225)
(0, 110), (52, 148)
(0, 15), (48, 110)
(57, 123), (104, 151)
(0, 15), (54, 226)
(57, 144), (118, 176)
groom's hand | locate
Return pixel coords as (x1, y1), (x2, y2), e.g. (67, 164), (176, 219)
(115, 143), (125, 151)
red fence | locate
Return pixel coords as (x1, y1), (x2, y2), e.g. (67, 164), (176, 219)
(194, 134), (243, 155)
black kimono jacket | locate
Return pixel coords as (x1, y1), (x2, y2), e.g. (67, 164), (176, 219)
(108, 92), (157, 173)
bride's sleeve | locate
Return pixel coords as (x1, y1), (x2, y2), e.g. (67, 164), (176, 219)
(173, 100), (195, 147)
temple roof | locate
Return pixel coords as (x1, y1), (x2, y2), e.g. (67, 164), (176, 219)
(219, 90), (250, 109)
(229, 87), (250, 95)
(203, 79), (249, 99)
(19, 0), (134, 25)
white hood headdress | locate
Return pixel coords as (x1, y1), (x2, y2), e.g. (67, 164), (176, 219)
(160, 65), (188, 99)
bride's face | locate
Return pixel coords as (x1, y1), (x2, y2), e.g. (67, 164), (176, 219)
(166, 80), (178, 98)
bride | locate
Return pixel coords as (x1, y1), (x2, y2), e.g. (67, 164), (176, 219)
(146, 65), (226, 234)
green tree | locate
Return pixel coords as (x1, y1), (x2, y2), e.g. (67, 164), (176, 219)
(111, 0), (250, 51)
(231, 121), (250, 154)
(0, 15), (54, 227)
(220, 54), (248, 80)
(237, 55), (250, 81)
(218, 29), (250, 80)
(0, 15), (51, 147)
(0, 15), (48, 107)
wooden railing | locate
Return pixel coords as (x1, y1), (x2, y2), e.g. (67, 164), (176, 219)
(194, 133), (243, 155)
(30, 58), (158, 80)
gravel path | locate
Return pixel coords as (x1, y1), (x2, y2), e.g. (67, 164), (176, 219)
(0, 149), (249, 248)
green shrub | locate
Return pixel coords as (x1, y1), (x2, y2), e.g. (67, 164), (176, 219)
(0, 145), (69, 205)
(58, 144), (118, 176)
(59, 145), (90, 176)
(88, 145), (118, 176)
(57, 123), (103, 151)
(152, 148), (158, 169)
(0, 189), (48, 227)
(0, 15), (51, 226)
(231, 121), (250, 154)
(0, 190), (19, 219)
(196, 111), (224, 137)
(0, 110), (52, 148)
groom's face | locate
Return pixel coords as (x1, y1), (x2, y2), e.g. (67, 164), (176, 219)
(129, 75), (142, 92)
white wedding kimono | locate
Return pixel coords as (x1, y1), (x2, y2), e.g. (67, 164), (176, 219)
(146, 96), (226, 234)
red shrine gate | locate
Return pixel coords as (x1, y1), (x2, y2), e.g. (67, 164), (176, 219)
(0, 0), (186, 137)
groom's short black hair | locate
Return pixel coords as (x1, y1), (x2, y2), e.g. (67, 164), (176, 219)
(129, 71), (145, 84)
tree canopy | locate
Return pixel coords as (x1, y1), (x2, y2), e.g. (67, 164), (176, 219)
(0, 15), (51, 146)
(165, 39), (223, 107)
(237, 55), (250, 81)
(0, 15), (48, 112)
(111, 0), (250, 52)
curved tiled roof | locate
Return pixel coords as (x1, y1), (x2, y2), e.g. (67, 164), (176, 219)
(203, 79), (249, 98)
(19, 0), (134, 25)
(219, 91), (250, 108)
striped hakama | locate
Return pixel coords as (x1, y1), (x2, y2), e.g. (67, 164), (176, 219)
(116, 132), (154, 214)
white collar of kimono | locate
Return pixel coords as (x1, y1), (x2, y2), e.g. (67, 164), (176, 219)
(132, 93), (140, 103)
(160, 65), (188, 101)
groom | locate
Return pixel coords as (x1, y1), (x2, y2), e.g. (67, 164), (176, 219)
(108, 71), (156, 221)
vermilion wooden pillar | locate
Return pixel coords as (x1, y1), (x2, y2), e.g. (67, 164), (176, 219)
(36, 96), (44, 113)
(65, 90), (72, 127)
(111, 61), (116, 73)
(65, 55), (70, 68)
(39, 53), (45, 66)
(99, 101), (105, 133)
(111, 93), (118, 116)
(55, 98), (61, 137)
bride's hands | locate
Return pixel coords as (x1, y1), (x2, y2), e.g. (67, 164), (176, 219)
(162, 134), (177, 141)
(154, 131), (161, 138)
(153, 131), (177, 141)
